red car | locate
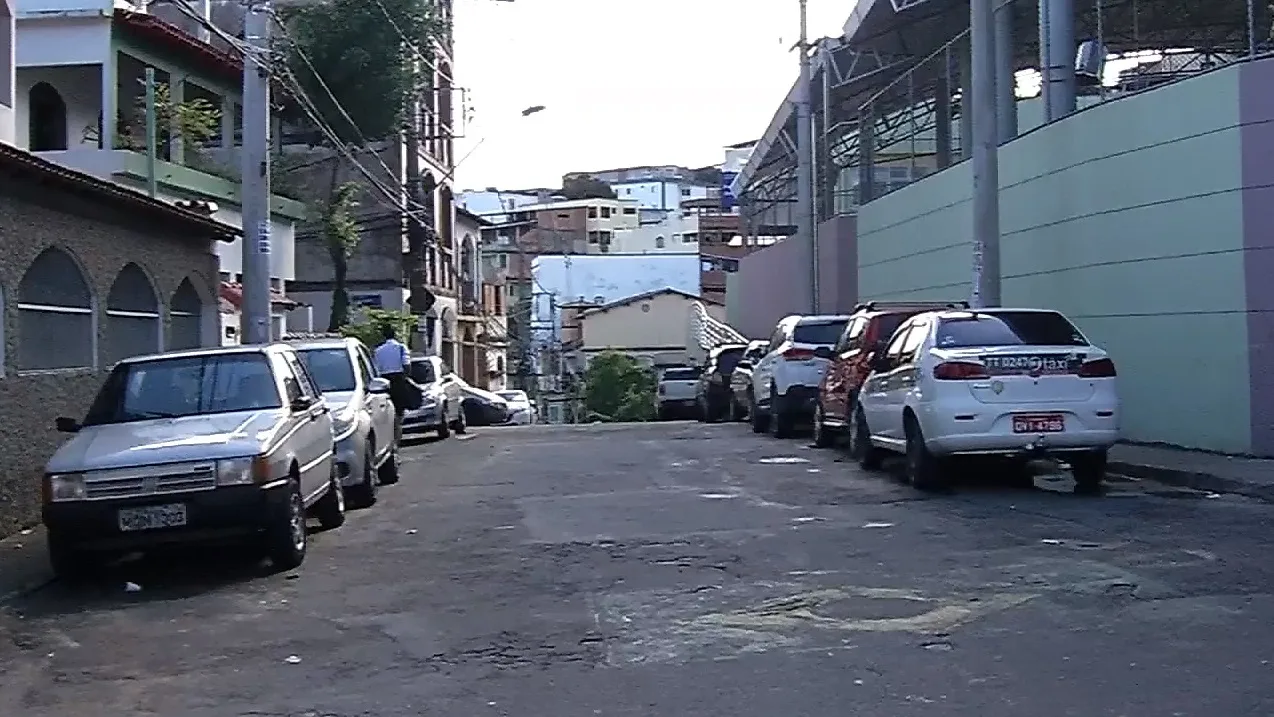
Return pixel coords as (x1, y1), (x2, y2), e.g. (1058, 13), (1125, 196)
(812, 301), (967, 447)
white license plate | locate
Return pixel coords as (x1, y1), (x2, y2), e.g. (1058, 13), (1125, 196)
(1012, 414), (1065, 433)
(118, 504), (188, 532)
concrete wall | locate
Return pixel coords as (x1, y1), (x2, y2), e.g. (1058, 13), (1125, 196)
(581, 291), (720, 358)
(857, 61), (1250, 453)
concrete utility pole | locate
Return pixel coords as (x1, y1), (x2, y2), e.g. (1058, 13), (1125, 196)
(795, 0), (817, 314)
(969, 0), (1001, 308)
(240, 4), (274, 343)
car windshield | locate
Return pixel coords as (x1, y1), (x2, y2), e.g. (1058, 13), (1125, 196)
(497, 390), (528, 403)
(661, 367), (699, 381)
(715, 347), (745, 374)
(297, 348), (356, 393)
(408, 359), (436, 384)
(83, 353), (280, 426)
(935, 311), (1089, 348)
(793, 320), (847, 345)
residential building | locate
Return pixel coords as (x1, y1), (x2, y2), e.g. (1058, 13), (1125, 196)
(564, 287), (725, 370)
(608, 210), (700, 255)
(455, 206), (506, 388)
(458, 188), (559, 223)
(14, 0), (306, 337)
(566, 164), (721, 212)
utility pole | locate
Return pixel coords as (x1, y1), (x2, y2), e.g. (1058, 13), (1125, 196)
(240, 4), (273, 344)
(795, 0), (817, 314)
(405, 60), (436, 352)
(970, 0), (1002, 307)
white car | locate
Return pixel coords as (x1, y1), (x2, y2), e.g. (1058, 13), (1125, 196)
(851, 308), (1119, 492)
(749, 314), (850, 438)
(497, 390), (535, 425)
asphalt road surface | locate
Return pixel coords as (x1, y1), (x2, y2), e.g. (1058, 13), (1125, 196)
(3, 422), (1274, 716)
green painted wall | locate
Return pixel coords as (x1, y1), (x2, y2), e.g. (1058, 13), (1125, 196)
(857, 65), (1249, 453)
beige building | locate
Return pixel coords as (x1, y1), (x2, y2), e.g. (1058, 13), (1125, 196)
(566, 288), (725, 369)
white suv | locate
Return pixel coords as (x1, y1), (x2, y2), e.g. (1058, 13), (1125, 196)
(750, 314), (850, 438)
(850, 308), (1119, 492)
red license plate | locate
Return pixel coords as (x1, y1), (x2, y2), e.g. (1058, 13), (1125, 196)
(1012, 414), (1064, 433)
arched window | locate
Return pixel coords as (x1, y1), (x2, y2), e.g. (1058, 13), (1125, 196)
(18, 247), (93, 370)
(655, 235), (666, 249)
(104, 263), (161, 365)
(28, 82), (68, 152)
(169, 278), (205, 350)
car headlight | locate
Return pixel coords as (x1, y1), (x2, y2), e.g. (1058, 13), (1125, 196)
(46, 473), (86, 502)
(331, 411), (357, 440)
(216, 457), (259, 486)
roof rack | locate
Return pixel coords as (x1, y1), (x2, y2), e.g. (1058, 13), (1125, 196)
(852, 300), (970, 313)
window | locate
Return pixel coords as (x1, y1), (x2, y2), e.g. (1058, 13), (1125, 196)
(792, 320), (848, 346)
(82, 352), (280, 426)
(835, 317), (865, 352)
(655, 235), (666, 248)
(661, 367), (700, 381)
(17, 247), (94, 370)
(588, 231), (600, 244)
(881, 326), (912, 369)
(623, 207), (636, 214)
(681, 188), (691, 196)
(683, 233), (697, 243)
(104, 263), (161, 366)
(601, 207), (611, 218)
(409, 358), (436, 383)
(898, 321), (929, 363)
(871, 313), (910, 350)
(356, 346), (376, 380)
(298, 348), (357, 392)
(714, 347), (745, 375)
(285, 352), (322, 397)
(935, 312), (1088, 348)
(169, 278), (205, 350)
(588, 207), (598, 218)
(28, 82), (67, 151)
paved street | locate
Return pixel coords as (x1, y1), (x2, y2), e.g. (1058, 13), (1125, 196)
(3, 422), (1274, 716)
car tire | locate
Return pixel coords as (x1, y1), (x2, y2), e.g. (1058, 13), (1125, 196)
(904, 415), (946, 491)
(1071, 450), (1107, 494)
(849, 405), (884, 470)
(47, 533), (92, 582)
(436, 406), (452, 439)
(264, 478), (307, 571)
(315, 464), (347, 530)
(378, 443), (400, 485)
(769, 388), (794, 439)
(812, 404), (833, 448)
(750, 392), (769, 434)
(346, 442), (378, 509)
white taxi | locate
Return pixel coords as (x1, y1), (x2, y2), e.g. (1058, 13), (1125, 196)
(850, 308), (1119, 492)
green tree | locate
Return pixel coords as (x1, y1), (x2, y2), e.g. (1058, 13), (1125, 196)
(560, 176), (617, 200)
(279, 0), (441, 144)
(340, 308), (417, 349)
(583, 352), (656, 422)
(321, 182), (362, 331)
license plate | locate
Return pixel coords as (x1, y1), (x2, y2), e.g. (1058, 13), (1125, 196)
(118, 504), (188, 532)
(984, 355), (1079, 376)
(1012, 414), (1064, 433)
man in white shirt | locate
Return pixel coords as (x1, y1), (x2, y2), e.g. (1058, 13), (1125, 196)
(374, 325), (413, 443)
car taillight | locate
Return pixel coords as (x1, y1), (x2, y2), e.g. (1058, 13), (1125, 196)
(783, 348), (814, 361)
(933, 361), (989, 380)
(1078, 358), (1116, 378)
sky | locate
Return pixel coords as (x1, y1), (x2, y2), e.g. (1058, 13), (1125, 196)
(451, 0), (852, 192)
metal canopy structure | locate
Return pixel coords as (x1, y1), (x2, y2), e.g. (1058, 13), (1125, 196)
(735, 0), (1263, 233)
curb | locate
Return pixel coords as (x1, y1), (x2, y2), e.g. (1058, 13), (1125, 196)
(0, 526), (54, 603)
(1108, 461), (1274, 503)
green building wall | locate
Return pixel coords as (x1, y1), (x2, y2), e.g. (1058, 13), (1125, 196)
(856, 64), (1249, 453)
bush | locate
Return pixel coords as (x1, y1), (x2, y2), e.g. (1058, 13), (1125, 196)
(340, 308), (416, 348)
(583, 352), (656, 422)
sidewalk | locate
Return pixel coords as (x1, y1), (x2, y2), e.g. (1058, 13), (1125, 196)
(1109, 444), (1274, 501)
(0, 525), (52, 603)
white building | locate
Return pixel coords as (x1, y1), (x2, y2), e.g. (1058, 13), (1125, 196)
(459, 189), (556, 223)
(611, 179), (710, 211)
(608, 211), (700, 255)
(14, 0), (302, 333)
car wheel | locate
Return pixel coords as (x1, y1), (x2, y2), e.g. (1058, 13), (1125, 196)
(769, 388), (793, 439)
(47, 533), (92, 582)
(1071, 450), (1107, 494)
(315, 463), (347, 530)
(346, 441), (378, 509)
(812, 404), (832, 448)
(264, 478), (307, 571)
(378, 442), (400, 485)
(749, 392), (769, 434)
(436, 406), (452, 439)
(904, 415), (946, 491)
(849, 405), (884, 471)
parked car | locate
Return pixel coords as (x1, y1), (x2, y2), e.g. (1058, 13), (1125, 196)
(656, 366), (701, 420)
(460, 384), (511, 426)
(852, 308), (1119, 491)
(291, 337), (400, 508)
(402, 355), (467, 438)
(496, 390), (535, 425)
(728, 340), (769, 421)
(42, 344), (345, 578)
(695, 343), (747, 422)
(750, 314), (850, 438)
(813, 301), (968, 448)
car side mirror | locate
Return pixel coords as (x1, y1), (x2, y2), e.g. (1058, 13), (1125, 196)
(812, 346), (834, 360)
(367, 377), (391, 394)
(290, 396), (315, 412)
(55, 416), (80, 433)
